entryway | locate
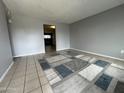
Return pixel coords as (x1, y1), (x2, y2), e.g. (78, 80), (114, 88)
(43, 24), (56, 53)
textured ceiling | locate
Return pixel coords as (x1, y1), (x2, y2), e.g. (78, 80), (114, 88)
(3, 0), (124, 24)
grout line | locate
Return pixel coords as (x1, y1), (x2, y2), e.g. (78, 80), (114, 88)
(33, 55), (44, 93)
(23, 57), (28, 93)
(27, 87), (41, 93)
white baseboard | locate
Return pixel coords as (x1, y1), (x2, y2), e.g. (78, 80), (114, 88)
(13, 51), (44, 58)
(0, 61), (14, 82)
(71, 48), (124, 61)
(13, 48), (71, 57)
(57, 48), (70, 51)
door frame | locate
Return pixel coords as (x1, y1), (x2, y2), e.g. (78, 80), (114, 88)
(43, 24), (57, 53)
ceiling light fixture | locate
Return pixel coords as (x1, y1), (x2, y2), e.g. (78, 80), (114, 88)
(50, 25), (55, 29)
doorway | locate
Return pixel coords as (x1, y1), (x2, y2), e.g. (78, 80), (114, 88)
(43, 24), (56, 53)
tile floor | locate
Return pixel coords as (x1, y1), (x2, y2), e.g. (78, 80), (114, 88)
(0, 56), (53, 93)
(0, 49), (124, 93)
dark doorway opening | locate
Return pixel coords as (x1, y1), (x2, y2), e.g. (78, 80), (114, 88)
(43, 24), (56, 53)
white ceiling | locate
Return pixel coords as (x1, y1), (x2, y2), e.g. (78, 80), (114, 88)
(3, 0), (124, 24)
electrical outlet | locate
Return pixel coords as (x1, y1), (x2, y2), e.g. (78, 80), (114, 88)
(121, 50), (124, 54)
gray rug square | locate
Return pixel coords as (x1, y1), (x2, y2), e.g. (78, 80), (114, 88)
(64, 58), (89, 71)
(53, 75), (89, 93)
(114, 81), (124, 93)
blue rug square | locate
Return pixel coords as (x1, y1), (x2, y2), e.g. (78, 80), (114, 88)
(94, 60), (109, 67)
(95, 74), (112, 91)
(55, 65), (73, 78)
(39, 59), (51, 70)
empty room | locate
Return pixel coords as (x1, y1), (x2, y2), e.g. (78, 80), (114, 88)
(0, 0), (124, 93)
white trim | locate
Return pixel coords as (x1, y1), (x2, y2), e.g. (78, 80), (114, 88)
(111, 63), (124, 70)
(13, 51), (44, 58)
(71, 48), (124, 61)
(0, 61), (14, 82)
(57, 48), (70, 51)
(13, 48), (70, 57)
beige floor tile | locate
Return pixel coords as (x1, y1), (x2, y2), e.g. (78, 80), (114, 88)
(42, 83), (53, 93)
(0, 70), (14, 88)
(4, 66), (16, 78)
(7, 75), (24, 93)
(27, 61), (35, 64)
(15, 69), (26, 73)
(6, 85), (24, 93)
(9, 76), (25, 88)
(39, 77), (48, 85)
(0, 82), (9, 93)
(28, 87), (42, 93)
(38, 73), (45, 78)
(17, 64), (26, 68)
(17, 62), (26, 66)
(1, 75), (12, 83)
(37, 69), (45, 77)
(36, 62), (42, 68)
(15, 66), (26, 71)
(26, 73), (38, 82)
(26, 68), (37, 75)
(27, 64), (35, 69)
(13, 72), (25, 79)
(36, 64), (43, 71)
(0, 90), (6, 93)
(25, 78), (40, 93)
(0, 81), (9, 89)
(15, 70), (26, 74)
(5, 69), (15, 77)
(27, 57), (35, 64)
